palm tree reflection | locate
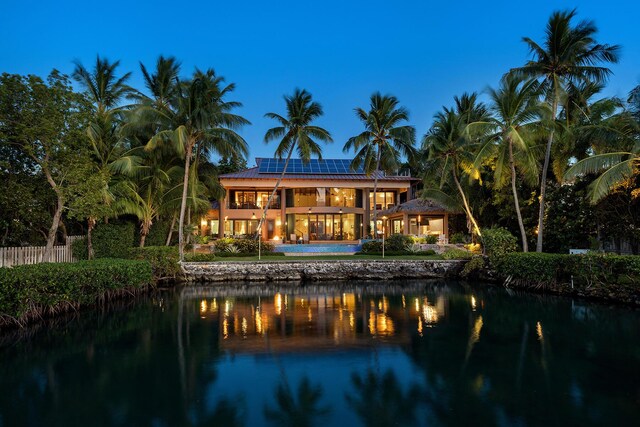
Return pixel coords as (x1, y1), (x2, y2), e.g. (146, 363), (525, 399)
(346, 368), (421, 427)
(264, 376), (329, 427)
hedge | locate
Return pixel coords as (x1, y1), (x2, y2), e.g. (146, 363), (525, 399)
(72, 222), (137, 260)
(496, 253), (640, 288)
(0, 259), (153, 324)
(129, 246), (181, 282)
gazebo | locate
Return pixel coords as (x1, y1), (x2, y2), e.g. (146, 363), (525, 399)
(377, 198), (454, 241)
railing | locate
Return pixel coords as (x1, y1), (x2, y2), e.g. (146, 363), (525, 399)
(0, 236), (83, 267)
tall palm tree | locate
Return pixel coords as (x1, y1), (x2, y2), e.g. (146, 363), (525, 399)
(510, 9), (620, 252)
(73, 56), (135, 258)
(471, 75), (543, 251)
(343, 93), (416, 236)
(256, 89), (332, 237)
(142, 68), (249, 260)
(422, 93), (488, 237)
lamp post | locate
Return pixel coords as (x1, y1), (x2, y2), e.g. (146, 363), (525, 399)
(252, 212), (261, 260)
(307, 208), (311, 243)
(382, 215), (387, 258)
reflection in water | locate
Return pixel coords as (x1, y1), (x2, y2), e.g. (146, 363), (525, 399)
(0, 280), (639, 427)
(264, 377), (328, 427)
(346, 368), (422, 427)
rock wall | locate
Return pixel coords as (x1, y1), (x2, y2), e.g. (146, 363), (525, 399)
(181, 260), (466, 283)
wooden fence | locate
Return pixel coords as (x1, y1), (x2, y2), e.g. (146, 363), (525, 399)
(0, 236), (83, 268)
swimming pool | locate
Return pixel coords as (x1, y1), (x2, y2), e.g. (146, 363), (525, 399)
(274, 243), (361, 253)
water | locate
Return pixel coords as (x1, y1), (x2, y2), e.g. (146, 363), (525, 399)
(0, 280), (638, 427)
(274, 243), (361, 253)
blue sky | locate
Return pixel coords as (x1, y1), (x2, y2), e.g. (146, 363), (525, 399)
(2, 0), (638, 165)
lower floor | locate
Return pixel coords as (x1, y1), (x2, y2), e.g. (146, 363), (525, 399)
(200, 208), (451, 243)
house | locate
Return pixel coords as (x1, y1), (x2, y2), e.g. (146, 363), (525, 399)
(199, 158), (453, 242)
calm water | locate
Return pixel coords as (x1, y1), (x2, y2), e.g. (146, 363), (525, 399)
(0, 280), (638, 427)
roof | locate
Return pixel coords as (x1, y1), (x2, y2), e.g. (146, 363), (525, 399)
(257, 158), (364, 174)
(378, 198), (454, 215)
(219, 158), (418, 182)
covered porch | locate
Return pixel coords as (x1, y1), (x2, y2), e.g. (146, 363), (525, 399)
(377, 198), (452, 243)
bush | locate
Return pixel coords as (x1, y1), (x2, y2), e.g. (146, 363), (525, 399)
(0, 259), (153, 321)
(72, 222), (137, 260)
(128, 246), (181, 282)
(142, 219), (174, 247)
(386, 234), (413, 252)
(450, 232), (469, 244)
(496, 253), (640, 288)
(461, 255), (486, 277)
(212, 237), (274, 254)
(360, 240), (383, 253)
(424, 234), (438, 244)
(442, 248), (473, 260)
(481, 227), (518, 267)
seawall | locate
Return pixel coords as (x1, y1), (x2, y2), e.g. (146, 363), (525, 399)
(181, 259), (466, 282)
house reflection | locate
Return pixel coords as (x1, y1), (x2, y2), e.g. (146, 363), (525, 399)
(195, 291), (449, 354)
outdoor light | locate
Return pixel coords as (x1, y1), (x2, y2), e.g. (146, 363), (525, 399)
(382, 215), (388, 258)
(200, 218), (208, 227)
(252, 213), (256, 220)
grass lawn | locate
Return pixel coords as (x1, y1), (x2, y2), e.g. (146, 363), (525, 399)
(201, 254), (444, 262)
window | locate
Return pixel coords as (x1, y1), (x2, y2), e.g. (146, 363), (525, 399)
(369, 191), (396, 209)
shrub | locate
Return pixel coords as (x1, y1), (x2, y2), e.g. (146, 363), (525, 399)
(360, 240), (383, 253)
(442, 248), (473, 260)
(142, 219), (174, 247)
(212, 237), (273, 254)
(129, 246), (181, 282)
(0, 259), (152, 321)
(184, 252), (286, 261)
(461, 255), (485, 277)
(72, 222), (137, 260)
(424, 235), (438, 244)
(481, 227), (518, 267)
(496, 253), (640, 288)
(385, 234), (413, 252)
(450, 232), (469, 244)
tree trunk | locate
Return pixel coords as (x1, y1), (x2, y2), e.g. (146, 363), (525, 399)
(178, 141), (194, 261)
(452, 166), (481, 237)
(87, 217), (96, 260)
(166, 211), (177, 246)
(42, 164), (63, 262)
(140, 221), (149, 248)
(371, 146), (382, 238)
(256, 144), (296, 239)
(536, 98), (558, 252)
(509, 138), (528, 252)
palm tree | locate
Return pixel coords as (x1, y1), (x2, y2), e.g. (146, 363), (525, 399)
(256, 89), (332, 237)
(73, 56), (135, 258)
(510, 9), (620, 252)
(422, 93), (488, 237)
(142, 68), (249, 260)
(471, 76), (543, 251)
(343, 93), (416, 236)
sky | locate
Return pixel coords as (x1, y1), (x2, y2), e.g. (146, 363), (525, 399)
(1, 0), (639, 166)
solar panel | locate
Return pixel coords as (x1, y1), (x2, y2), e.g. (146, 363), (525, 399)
(257, 158), (364, 174)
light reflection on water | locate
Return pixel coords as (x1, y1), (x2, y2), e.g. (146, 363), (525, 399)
(0, 280), (639, 427)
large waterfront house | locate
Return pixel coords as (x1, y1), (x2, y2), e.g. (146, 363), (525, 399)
(199, 158), (452, 243)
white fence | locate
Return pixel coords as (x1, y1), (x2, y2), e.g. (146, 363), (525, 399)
(0, 236), (83, 268)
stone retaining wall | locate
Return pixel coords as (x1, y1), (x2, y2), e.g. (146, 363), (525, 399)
(181, 259), (466, 283)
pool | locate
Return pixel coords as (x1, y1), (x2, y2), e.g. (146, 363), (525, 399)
(274, 243), (361, 254)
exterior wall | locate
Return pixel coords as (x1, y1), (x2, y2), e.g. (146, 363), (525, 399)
(218, 177), (413, 241)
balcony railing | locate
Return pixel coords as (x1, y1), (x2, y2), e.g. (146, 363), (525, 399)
(228, 201), (281, 210)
